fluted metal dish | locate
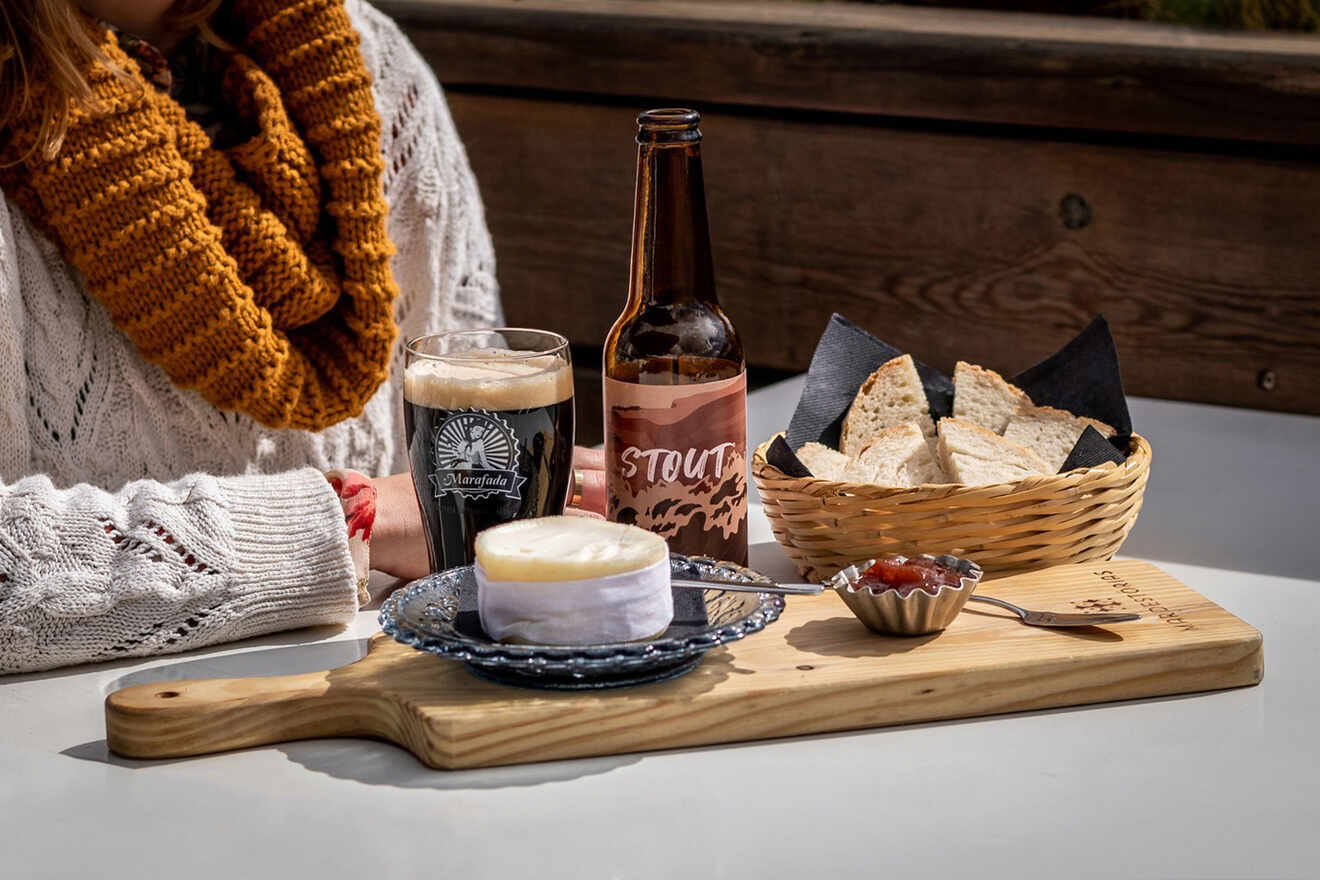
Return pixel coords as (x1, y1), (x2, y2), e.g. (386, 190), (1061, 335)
(379, 554), (784, 690)
(827, 554), (984, 636)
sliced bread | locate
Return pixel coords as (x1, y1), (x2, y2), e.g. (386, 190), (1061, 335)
(839, 354), (935, 454)
(794, 442), (851, 481)
(1003, 404), (1116, 472)
(937, 417), (1051, 485)
(952, 361), (1030, 434)
(844, 423), (949, 487)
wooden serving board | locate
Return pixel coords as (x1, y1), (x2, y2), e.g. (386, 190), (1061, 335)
(105, 561), (1262, 769)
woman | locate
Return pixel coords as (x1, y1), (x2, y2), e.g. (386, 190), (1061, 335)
(0, 0), (602, 674)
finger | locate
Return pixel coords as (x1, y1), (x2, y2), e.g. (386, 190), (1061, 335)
(572, 446), (605, 471)
(577, 464), (607, 515)
(563, 506), (605, 520)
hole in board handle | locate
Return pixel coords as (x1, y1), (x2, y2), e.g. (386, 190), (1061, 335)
(155, 691), (180, 699)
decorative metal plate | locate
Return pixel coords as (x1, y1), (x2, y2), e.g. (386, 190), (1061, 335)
(379, 555), (785, 690)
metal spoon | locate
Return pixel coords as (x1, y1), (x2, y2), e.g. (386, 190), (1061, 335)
(965, 594), (1140, 627)
(671, 578), (823, 596)
(675, 579), (1140, 627)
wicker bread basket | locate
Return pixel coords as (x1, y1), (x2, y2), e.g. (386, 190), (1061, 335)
(753, 433), (1151, 582)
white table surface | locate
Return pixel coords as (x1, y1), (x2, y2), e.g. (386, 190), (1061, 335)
(3, 378), (1318, 880)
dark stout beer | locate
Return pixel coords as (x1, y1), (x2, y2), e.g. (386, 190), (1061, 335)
(405, 331), (575, 571)
(603, 109), (748, 565)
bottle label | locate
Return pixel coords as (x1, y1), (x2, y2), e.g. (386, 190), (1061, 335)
(604, 372), (748, 564)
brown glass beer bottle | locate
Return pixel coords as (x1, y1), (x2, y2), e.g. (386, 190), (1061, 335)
(603, 108), (748, 566)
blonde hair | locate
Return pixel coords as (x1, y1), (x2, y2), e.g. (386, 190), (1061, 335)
(0, 0), (223, 161)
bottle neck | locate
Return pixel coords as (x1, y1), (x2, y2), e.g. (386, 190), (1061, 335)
(628, 140), (718, 308)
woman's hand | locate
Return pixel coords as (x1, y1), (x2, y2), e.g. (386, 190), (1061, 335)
(368, 446), (606, 582)
(570, 446), (607, 517)
(368, 472), (429, 583)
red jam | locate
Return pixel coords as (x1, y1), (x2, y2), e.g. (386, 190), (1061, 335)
(857, 555), (964, 597)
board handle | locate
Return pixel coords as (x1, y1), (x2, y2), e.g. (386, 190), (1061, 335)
(105, 671), (381, 760)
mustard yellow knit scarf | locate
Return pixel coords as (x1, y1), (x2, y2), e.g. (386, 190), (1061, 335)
(1, 0), (398, 430)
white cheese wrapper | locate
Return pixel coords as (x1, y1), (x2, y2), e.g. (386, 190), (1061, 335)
(476, 556), (673, 645)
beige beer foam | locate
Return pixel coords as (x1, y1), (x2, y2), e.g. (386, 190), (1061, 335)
(404, 351), (573, 410)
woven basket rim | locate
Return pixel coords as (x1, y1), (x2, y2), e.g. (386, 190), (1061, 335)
(752, 431), (1151, 499)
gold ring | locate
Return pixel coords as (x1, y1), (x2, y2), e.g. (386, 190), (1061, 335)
(571, 467), (585, 506)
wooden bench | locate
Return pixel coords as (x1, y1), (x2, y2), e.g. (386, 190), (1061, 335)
(381, 0), (1320, 442)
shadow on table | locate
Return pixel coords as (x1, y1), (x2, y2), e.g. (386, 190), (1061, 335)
(102, 637), (372, 690)
(785, 617), (940, 658)
(278, 740), (641, 791)
(0, 624), (356, 689)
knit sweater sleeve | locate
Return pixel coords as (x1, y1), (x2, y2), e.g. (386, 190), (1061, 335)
(0, 467), (359, 675)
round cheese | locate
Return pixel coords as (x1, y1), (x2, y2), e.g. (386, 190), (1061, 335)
(474, 516), (673, 645)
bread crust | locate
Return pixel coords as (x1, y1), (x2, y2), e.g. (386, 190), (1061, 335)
(955, 361), (1027, 398)
(839, 355), (934, 454)
(952, 361), (1029, 434)
(1009, 402), (1115, 438)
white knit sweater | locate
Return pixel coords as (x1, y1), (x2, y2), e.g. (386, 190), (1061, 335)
(0, 0), (502, 674)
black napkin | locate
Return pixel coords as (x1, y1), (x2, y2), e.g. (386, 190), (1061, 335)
(1009, 315), (1132, 447)
(774, 314), (1132, 478)
(670, 586), (709, 627)
(1059, 425), (1126, 471)
(784, 314), (953, 451)
(766, 435), (813, 477)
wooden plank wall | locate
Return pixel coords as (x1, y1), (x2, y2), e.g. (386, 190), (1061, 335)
(381, 0), (1320, 440)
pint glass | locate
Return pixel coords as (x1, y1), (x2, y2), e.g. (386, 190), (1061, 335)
(404, 329), (575, 571)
